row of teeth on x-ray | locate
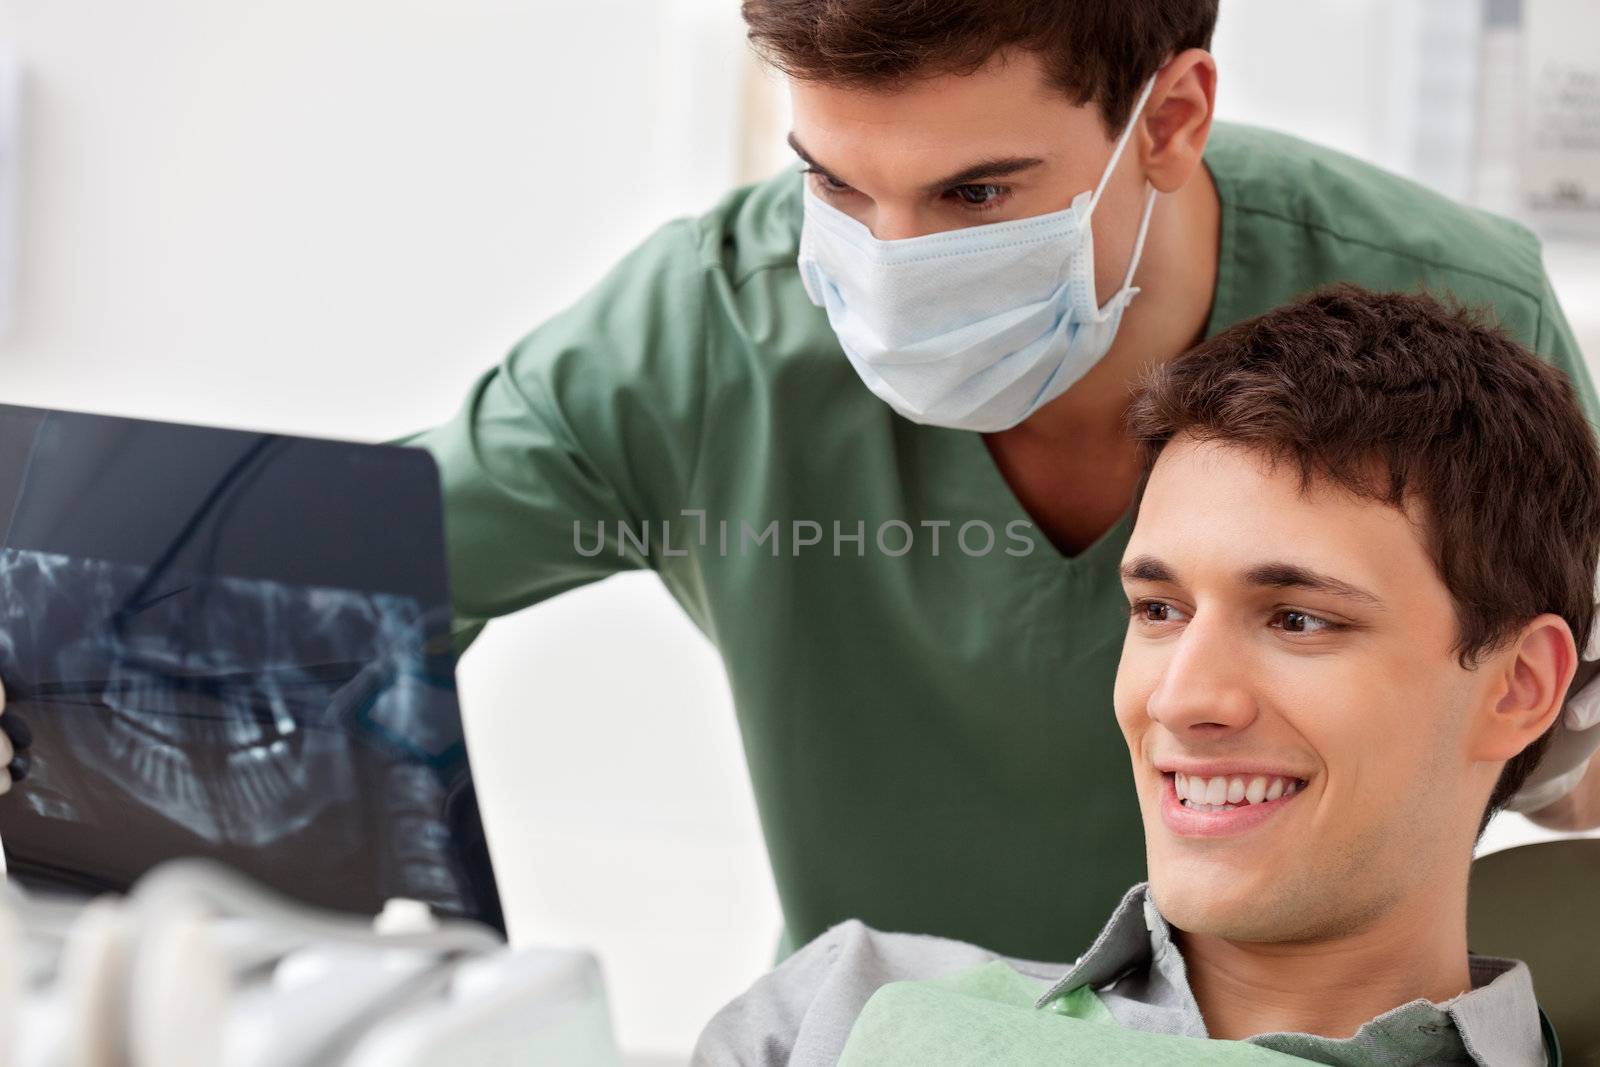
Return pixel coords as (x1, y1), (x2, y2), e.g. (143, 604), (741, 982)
(0, 548), (445, 850)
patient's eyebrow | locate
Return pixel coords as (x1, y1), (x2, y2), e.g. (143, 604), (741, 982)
(1245, 562), (1383, 607)
(1120, 555), (1176, 583)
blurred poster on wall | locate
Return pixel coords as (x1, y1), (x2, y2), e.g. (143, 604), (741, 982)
(1522, 0), (1600, 236)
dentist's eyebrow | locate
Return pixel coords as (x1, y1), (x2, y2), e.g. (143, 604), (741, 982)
(786, 133), (836, 177)
(786, 132), (1045, 193)
(925, 155), (1046, 191)
(1245, 562), (1383, 607)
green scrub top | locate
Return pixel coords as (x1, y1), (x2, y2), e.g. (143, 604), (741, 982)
(413, 122), (1597, 963)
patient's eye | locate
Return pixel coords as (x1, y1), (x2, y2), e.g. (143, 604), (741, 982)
(1131, 599), (1187, 626)
(1271, 609), (1337, 634)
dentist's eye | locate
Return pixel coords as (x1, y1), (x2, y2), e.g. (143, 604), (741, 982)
(802, 167), (852, 195)
(949, 183), (1008, 210)
(1271, 610), (1339, 634)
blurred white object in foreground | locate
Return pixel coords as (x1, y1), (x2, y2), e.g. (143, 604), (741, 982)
(7, 860), (623, 1067)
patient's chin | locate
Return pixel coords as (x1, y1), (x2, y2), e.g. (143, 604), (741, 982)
(1152, 874), (1382, 946)
(1148, 878), (1307, 943)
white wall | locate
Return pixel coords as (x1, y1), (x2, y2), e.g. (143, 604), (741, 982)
(1210, 0), (1600, 360)
(3, 1), (1598, 1061)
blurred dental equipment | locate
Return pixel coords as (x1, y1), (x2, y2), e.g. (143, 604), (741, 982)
(7, 859), (623, 1067)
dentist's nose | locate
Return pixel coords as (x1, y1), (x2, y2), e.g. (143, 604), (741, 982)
(866, 205), (940, 242)
(1144, 615), (1260, 735)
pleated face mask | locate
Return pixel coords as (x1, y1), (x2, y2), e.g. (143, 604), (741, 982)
(797, 76), (1159, 433)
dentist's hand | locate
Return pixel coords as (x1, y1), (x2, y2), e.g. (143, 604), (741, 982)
(0, 681), (22, 795)
(1511, 666), (1600, 828)
(1509, 571), (1600, 822)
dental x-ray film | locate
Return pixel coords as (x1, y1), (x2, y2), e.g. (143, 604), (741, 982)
(0, 404), (504, 932)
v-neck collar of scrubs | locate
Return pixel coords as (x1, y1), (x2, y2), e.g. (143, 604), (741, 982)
(929, 417), (1136, 574)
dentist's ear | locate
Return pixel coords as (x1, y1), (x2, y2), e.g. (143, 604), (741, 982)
(1472, 614), (1578, 764)
(1140, 48), (1217, 194)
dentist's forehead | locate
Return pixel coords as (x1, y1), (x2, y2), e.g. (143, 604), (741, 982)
(786, 58), (1106, 169)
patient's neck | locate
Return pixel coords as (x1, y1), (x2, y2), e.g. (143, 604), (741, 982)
(1174, 880), (1474, 1041)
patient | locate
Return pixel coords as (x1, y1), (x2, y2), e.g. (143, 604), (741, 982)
(694, 286), (1600, 1066)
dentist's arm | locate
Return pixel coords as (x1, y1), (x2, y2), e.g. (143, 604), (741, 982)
(400, 216), (714, 654)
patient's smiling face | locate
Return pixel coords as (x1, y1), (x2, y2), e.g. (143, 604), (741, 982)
(1115, 435), (1504, 942)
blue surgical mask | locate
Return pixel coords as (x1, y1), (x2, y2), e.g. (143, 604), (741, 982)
(797, 76), (1159, 433)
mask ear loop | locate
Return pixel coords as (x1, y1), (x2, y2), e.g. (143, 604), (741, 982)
(1086, 74), (1161, 299)
(1088, 74), (1159, 215)
(1118, 187), (1159, 293)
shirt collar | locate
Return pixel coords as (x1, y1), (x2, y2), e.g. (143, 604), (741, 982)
(1034, 883), (1547, 1066)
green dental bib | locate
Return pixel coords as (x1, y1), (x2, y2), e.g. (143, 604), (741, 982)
(836, 962), (1320, 1066)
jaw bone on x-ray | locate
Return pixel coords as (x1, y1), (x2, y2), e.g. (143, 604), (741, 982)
(0, 404), (503, 932)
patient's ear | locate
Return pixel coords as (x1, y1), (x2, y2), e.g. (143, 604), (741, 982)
(1470, 614), (1577, 762)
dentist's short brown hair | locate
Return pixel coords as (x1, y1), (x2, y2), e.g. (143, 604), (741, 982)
(740, 0), (1218, 131)
(1127, 284), (1600, 821)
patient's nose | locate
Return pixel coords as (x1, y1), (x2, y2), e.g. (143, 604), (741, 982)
(1143, 617), (1259, 734)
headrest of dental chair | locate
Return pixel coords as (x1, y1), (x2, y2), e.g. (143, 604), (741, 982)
(1469, 838), (1600, 1063)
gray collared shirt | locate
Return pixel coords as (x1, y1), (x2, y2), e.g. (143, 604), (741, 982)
(1034, 884), (1546, 1067)
(693, 883), (1547, 1067)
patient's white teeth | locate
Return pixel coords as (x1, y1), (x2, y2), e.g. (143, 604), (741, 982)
(1171, 770), (1312, 809)
(1171, 770), (1309, 810)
